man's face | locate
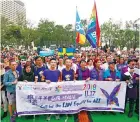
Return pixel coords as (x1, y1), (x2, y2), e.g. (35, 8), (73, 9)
(36, 58), (42, 66)
(65, 59), (72, 67)
(138, 60), (140, 68)
(21, 59), (26, 66)
(120, 58), (124, 64)
(107, 56), (112, 62)
(116, 57), (119, 61)
(77, 56), (81, 62)
(50, 60), (57, 68)
(10, 62), (17, 71)
(129, 61), (136, 68)
(109, 63), (115, 70)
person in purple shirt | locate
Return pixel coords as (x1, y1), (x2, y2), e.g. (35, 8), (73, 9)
(121, 58), (138, 118)
(90, 59), (104, 81)
(42, 58), (61, 120)
(117, 57), (126, 71)
(76, 60), (90, 81)
(62, 58), (75, 81)
(16, 60), (26, 77)
(34, 56), (47, 82)
(133, 59), (139, 119)
(42, 58), (61, 83)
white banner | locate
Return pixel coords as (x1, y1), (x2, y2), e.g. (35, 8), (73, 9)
(16, 81), (126, 116)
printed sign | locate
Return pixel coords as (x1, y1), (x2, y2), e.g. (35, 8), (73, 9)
(16, 81), (126, 115)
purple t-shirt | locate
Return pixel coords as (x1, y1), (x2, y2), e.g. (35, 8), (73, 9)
(34, 66), (46, 82)
(43, 69), (60, 82)
(110, 71), (116, 81)
(76, 68), (90, 80)
(62, 68), (74, 81)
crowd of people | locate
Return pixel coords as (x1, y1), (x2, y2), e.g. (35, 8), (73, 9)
(0, 47), (139, 122)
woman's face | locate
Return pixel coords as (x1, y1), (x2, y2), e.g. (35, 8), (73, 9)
(4, 58), (8, 63)
(88, 60), (93, 65)
(92, 56), (96, 60)
(25, 66), (31, 73)
(45, 57), (48, 62)
(96, 61), (101, 68)
(59, 58), (63, 64)
(80, 61), (86, 68)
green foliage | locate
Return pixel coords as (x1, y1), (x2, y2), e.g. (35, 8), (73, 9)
(101, 19), (139, 49)
(1, 16), (139, 49)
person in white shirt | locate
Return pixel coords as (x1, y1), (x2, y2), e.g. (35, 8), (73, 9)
(87, 59), (94, 71)
(101, 55), (113, 70)
(57, 57), (65, 72)
(71, 59), (78, 73)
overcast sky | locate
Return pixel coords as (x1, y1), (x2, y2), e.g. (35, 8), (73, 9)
(21, 0), (140, 26)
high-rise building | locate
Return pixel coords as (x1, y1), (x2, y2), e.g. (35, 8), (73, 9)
(0, 0), (26, 25)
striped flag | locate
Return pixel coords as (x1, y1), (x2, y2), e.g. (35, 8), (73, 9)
(86, 1), (101, 48)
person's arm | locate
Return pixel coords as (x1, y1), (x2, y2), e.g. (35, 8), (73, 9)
(103, 70), (112, 81)
(0, 84), (4, 90)
(73, 70), (76, 80)
(41, 75), (45, 82)
(34, 76), (38, 82)
(86, 69), (90, 80)
(116, 71), (121, 81)
(61, 70), (63, 81)
(41, 70), (46, 82)
(18, 74), (23, 81)
(3, 73), (13, 86)
(34, 67), (38, 82)
(58, 71), (62, 82)
(103, 70), (107, 80)
(75, 69), (78, 80)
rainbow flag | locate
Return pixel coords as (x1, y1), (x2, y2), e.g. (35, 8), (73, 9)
(86, 1), (101, 48)
(76, 8), (86, 45)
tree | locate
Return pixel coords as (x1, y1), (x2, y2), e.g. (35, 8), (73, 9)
(21, 27), (39, 48)
(1, 16), (13, 47)
(100, 18), (137, 49)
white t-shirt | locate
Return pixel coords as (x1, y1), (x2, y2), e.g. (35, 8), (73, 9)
(88, 65), (94, 71)
(58, 65), (65, 72)
(71, 63), (78, 73)
(101, 63), (109, 70)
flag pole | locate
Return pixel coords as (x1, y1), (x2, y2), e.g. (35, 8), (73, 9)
(97, 46), (99, 56)
(75, 6), (77, 49)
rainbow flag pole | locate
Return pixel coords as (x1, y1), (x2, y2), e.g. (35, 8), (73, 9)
(86, 1), (101, 55)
